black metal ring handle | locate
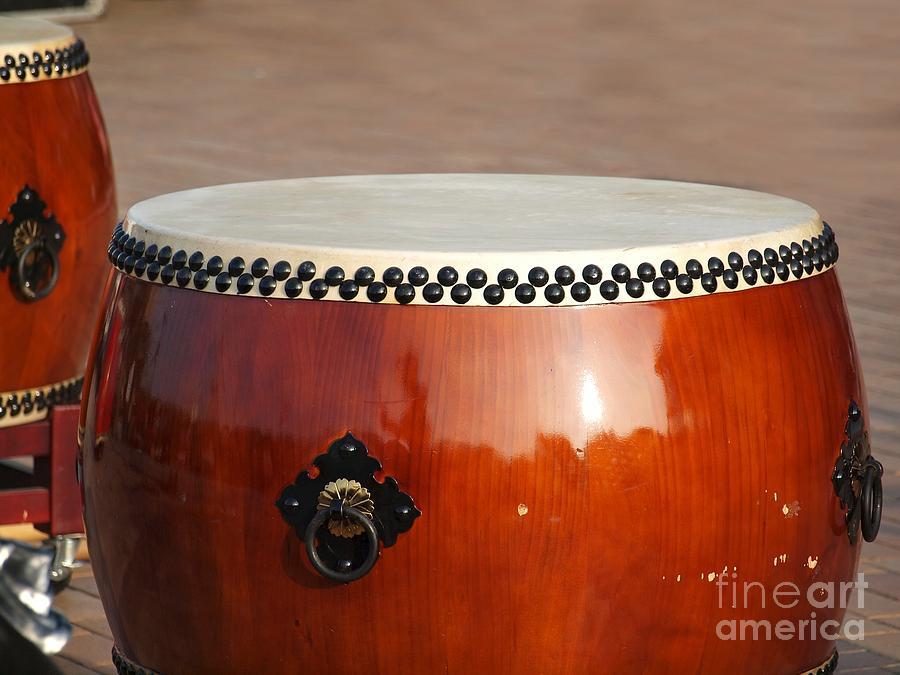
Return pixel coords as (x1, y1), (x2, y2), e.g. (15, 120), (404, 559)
(16, 239), (59, 302)
(861, 458), (883, 543)
(304, 504), (379, 583)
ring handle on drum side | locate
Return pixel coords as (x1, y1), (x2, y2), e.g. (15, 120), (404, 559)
(860, 457), (883, 543)
(16, 239), (59, 301)
(305, 501), (380, 583)
(276, 433), (421, 584)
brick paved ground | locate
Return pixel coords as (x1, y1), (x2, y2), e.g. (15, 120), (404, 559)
(4, 0), (899, 671)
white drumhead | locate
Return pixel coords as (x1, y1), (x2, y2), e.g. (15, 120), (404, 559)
(116, 175), (835, 307)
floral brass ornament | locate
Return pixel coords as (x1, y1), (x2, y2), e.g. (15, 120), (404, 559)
(276, 432), (420, 583)
(317, 479), (375, 538)
(832, 400), (883, 544)
(0, 186), (65, 301)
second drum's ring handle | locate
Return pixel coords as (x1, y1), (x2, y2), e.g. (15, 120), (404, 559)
(860, 458), (883, 543)
(304, 502), (379, 583)
(16, 239), (59, 301)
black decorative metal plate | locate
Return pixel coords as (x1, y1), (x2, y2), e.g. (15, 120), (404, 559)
(0, 186), (65, 301)
(276, 433), (420, 575)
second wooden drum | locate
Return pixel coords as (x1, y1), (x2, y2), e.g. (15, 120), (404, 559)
(80, 175), (882, 675)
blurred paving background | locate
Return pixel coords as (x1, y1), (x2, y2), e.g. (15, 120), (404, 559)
(10, 0), (900, 671)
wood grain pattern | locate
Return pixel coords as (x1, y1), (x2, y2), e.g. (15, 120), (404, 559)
(81, 268), (862, 674)
(0, 73), (116, 392)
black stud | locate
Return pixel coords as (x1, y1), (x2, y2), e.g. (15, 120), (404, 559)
(700, 273), (717, 293)
(147, 262), (161, 281)
(801, 256), (813, 274)
(324, 266), (345, 286)
(123, 256), (135, 273)
(237, 273), (255, 294)
(395, 283), (416, 304)
(450, 284), (472, 304)
(309, 279), (329, 299)
(383, 267), (404, 287)
(707, 257), (724, 277)
(528, 267), (549, 287)
(467, 269), (487, 288)
(298, 261), (317, 281)
(802, 239), (812, 254)
(515, 283), (536, 304)
(637, 263), (655, 282)
(134, 259), (147, 277)
(188, 251), (204, 271)
(582, 264), (602, 284)
(193, 270), (210, 290)
(366, 282), (386, 302)
(144, 243), (158, 261)
(273, 261), (292, 281)
(790, 242), (803, 259)
(160, 265), (176, 284)
(258, 276), (277, 296)
(215, 272), (231, 292)
(124, 237), (136, 254)
(748, 249), (763, 269)
(497, 268), (518, 289)
(423, 282), (443, 303)
(776, 262), (790, 281)
(158, 246), (173, 264)
(408, 266), (429, 286)
(625, 278), (644, 298)
(675, 274), (693, 294)
(660, 260), (678, 280)
(760, 264), (775, 284)
(544, 283), (564, 304)
(554, 266), (575, 286)
(207, 256), (224, 275)
(339, 280), (359, 300)
(764, 247), (778, 265)
(571, 282), (591, 302)
(611, 264), (630, 283)
(779, 245), (792, 262)
(812, 253), (823, 271)
(722, 269), (739, 289)
(599, 280), (619, 300)
(437, 266), (458, 286)
(652, 278), (671, 298)
(175, 268), (191, 287)
(251, 258), (269, 278)
(742, 265), (757, 286)
(727, 252), (743, 271)
(484, 284), (504, 305)
(171, 250), (188, 269)
(354, 266), (375, 286)
(284, 278), (303, 298)
(685, 259), (702, 279)
(228, 256), (245, 277)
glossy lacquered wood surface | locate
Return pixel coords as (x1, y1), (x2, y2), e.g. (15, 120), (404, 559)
(0, 74), (116, 389)
(81, 269), (863, 675)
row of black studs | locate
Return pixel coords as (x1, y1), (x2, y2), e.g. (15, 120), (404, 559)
(0, 40), (89, 83)
(0, 378), (82, 420)
(108, 222), (837, 304)
(112, 647), (158, 675)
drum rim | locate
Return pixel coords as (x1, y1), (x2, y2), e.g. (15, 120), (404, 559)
(108, 176), (838, 307)
(0, 19), (89, 86)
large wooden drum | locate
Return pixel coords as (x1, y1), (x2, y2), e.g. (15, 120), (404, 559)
(80, 175), (882, 675)
(0, 18), (115, 428)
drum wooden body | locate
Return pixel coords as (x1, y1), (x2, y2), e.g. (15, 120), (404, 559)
(0, 19), (115, 427)
(80, 176), (878, 675)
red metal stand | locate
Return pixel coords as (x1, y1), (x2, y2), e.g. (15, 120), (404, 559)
(0, 404), (83, 536)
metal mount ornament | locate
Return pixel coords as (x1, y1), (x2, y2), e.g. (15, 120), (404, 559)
(0, 187), (65, 302)
(276, 433), (420, 583)
(832, 400), (883, 544)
